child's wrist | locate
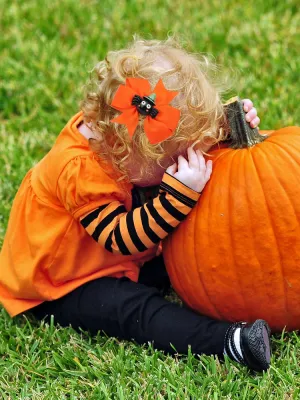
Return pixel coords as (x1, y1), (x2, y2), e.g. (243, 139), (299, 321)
(160, 172), (201, 206)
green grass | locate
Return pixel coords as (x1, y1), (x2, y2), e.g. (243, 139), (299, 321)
(1, 0), (300, 398)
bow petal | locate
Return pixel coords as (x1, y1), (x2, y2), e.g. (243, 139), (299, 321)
(111, 85), (136, 110)
(153, 79), (179, 106)
(110, 78), (180, 143)
(111, 108), (139, 137)
(144, 118), (174, 144)
(126, 78), (151, 97)
(155, 105), (181, 132)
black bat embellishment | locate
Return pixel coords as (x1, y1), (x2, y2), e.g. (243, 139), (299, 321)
(132, 94), (159, 118)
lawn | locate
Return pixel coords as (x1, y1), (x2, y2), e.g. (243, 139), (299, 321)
(1, 0), (300, 398)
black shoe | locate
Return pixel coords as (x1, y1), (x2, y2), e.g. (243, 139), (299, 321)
(224, 319), (271, 372)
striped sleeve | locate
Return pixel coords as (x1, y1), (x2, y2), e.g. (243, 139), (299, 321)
(80, 172), (201, 255)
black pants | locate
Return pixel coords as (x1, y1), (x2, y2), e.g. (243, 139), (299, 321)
(30, 256), (230, 356)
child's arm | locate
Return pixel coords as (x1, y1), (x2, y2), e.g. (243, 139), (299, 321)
(80, 148), (211, 256)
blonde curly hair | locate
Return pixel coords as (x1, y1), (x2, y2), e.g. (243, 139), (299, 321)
(81, 36), (228, 183)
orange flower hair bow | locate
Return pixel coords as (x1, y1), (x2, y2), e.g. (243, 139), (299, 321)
(110, 78), (180, 144)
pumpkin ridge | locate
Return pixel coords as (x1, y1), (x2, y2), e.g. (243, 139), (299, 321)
(177, 203), (213, 312)
(240, 149), (266, 320)
(194, 184), (223, 319)
(266, 126), (299, 138)
(201, 149), (249, 321)
(263, 138), (300, 170)
(246, 149), (281, 320)
(252, 146), (290, 327)
(174, 214), (197, 308)
(208, 148), (232, 162)
(259, 140), (300, 228)
(227, 150), (251, 320)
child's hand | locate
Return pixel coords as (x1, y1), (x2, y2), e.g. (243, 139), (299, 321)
(166, 147), (212, 193)
(242, 99), (260, 128)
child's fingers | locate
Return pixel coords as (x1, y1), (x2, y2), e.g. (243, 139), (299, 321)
(250, 116), (260, 128)
(242, 99), (253, 113)
(204, 160), (213, 181)
(245, 107), (257, 122)
(187, 146), (199, 170)
(196, 150), (205, 171)
(166, 163), (177, 176)
(177, 155), (189, 170)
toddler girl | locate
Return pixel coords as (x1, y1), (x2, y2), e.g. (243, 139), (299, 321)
(0, 37), (270, 372)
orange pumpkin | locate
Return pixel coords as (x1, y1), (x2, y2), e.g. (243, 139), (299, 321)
(163, 99), (300, 332)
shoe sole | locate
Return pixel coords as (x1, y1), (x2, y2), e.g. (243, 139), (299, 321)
(247, 319), (271, 370)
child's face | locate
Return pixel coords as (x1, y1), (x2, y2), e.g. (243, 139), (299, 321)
(129, 140), (214, 187)
(128, 156), (169, 187)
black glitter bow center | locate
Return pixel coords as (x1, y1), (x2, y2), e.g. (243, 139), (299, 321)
(132, 94), (159, 118)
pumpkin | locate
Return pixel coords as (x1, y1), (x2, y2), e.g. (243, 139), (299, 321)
(163, 98), (300, 332)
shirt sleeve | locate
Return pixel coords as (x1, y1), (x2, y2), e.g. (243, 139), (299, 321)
(79, 172), (201, 255)
(56, 156), (128, 219)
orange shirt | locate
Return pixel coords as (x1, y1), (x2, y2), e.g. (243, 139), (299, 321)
(0, 112), (200, 317)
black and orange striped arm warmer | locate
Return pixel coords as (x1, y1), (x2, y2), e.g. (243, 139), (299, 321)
(80, 172), (200, 255)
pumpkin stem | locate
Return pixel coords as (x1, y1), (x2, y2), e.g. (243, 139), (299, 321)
(224, 97), (267, 149)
